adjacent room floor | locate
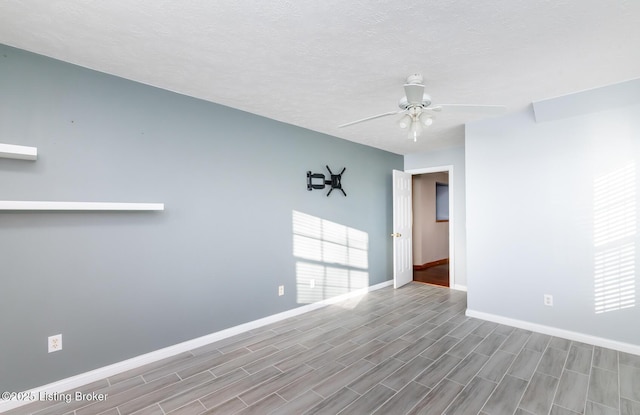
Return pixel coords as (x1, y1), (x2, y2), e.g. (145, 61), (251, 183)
(7, 283), (640, 415)
(414, 263), (450, 287)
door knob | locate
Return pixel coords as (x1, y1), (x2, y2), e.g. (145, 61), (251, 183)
(391, 233), (402, 237)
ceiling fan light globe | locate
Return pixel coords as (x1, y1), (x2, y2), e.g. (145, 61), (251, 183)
(407, 120), (422, 141)
(413, 120), (423, 135)
(419, 113), (433, 126)
(397, 114), (411, 129)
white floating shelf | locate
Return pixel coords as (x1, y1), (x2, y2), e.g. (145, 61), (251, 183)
(0, 201), (164, 211)
(0, 143), (38, 160)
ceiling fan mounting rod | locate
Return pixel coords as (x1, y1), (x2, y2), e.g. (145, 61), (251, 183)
(406, 74), (424, 84)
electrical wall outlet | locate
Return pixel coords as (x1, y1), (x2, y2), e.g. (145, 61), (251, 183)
(48, 334), (62, 353)
(544, 294), (553, 307)
(278, 285), (284, 296)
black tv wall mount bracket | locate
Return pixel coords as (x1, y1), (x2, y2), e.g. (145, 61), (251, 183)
(307, 165), (346, 196)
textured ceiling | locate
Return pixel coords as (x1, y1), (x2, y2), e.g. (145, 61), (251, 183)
(1, 1), (639, 155)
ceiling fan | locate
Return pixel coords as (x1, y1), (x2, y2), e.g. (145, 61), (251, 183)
(339, 74), (506, 141)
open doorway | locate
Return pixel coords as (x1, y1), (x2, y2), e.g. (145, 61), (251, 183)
(411, 171), (451, 287)
(392, 166), (455, 290)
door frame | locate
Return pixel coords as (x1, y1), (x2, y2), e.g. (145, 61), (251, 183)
(406, 165), (456, 289)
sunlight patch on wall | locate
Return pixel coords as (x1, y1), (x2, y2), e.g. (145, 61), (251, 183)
(593, 163), (636, 314)
(295, 262), (369, 304)
(293, 211), (369, 305)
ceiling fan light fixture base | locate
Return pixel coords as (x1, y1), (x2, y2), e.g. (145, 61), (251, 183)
(398, 94), (432, 110)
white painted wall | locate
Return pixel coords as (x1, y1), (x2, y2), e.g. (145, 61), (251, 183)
(405, 146), (467, 287)
(465, 98), (640, 347)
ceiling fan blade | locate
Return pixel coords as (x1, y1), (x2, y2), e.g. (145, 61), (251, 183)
(431, 104), (506, 115)
(339, 110), (403, 128)
(403, 83), (425, 105)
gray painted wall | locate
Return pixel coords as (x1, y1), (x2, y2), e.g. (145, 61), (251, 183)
(0, 44), (402, 392)
(465, 89), (640, 346)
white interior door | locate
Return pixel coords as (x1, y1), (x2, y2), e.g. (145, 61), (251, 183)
(392, 169), (413, 288)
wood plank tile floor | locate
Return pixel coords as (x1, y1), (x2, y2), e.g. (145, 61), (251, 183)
(7, 283), (640, 415)
(414, 264), (449, 287)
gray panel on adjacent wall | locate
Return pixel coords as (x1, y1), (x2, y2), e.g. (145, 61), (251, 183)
(0, 44), (402, 391)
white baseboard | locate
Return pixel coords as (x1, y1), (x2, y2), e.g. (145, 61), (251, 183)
(451, 284), (467, 292)
(466, 308), (640, 356)
(0, 280), (393, 412)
